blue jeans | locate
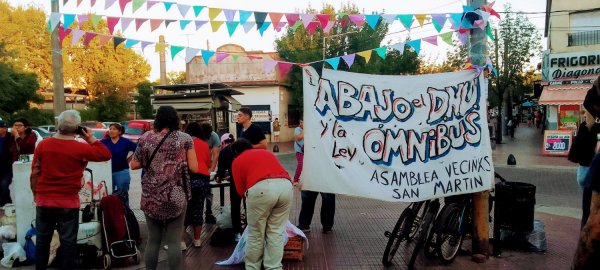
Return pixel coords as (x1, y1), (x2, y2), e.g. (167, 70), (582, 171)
(112, 169), (131, 206)
(35, 207), (79, 270)
(298, 191), (335, 229)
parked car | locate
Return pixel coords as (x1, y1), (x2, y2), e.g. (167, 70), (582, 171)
(90, 128), (109, 139)
(31, 127), (52, 139)
(102, 122), (116, 127)
(37, 125), (57, 134)
(80, 121), (107, 129)
(123, 120), (153, 143)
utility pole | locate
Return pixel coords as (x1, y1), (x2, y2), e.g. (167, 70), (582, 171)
(159, 35), (167, 85)
(494, 28), (502, 144)
(468, 0), (490, 263)
(51, 0), (65, 116)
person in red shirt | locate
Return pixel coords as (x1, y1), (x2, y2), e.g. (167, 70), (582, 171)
(30, 110), (111, 270)
(231, 139), (292, 270)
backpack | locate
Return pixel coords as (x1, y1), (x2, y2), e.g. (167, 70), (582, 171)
(24, 224), (37, 263)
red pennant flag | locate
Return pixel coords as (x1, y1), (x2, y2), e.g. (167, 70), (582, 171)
(98, 35), (112, 46)
(277, 62), (294, 79)
(135, 18), (148, 30)
(58, 26), (71, 46)
(316, 14), (330, 29)
(340, 18), (349, 28)
(107, 17), (120, 34)
(119, 0), (131, 14)
(83, 32), (97, 46)
(306, 21), (319, 36)
(285, 13), (299, 27)
(150, 19), (163, 32)
(269, 13), (283, 27)
(247, 55), (262, 60)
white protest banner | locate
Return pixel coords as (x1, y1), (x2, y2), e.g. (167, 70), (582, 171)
(301, 67), (494, 202)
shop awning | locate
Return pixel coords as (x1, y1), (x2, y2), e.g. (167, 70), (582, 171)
(538, 84), (590, 105)
(152, 97), (213, 110)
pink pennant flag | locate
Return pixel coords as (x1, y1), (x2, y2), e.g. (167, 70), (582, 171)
(306, 21), (319, 36)
(58, 26), (71, 46)
(146, 0), (159, 10)
(341, 54), (356, 68)
(107, 17), (120, 34)
(150, 19), (163, 32)
(119, 0), (131, 14)
(473, 19), (486, 30)
(247, 55), (262, 60)
(121, 17), (134, 31)
(263, 58), (277, 73)
(77, 14), (89, 29)
(300, 14), (314, 28)
(274, 22), (287, 32)
(422, 35), (438, 46)
(215, 52), (230, 63)
(91, 0), (97, 7)
(277, 62), (294, 79)
(76, 0), (84, 7)
(316, 14), (330, 29)
(105, 0), (118, 10)
(349, 14), (366, 27)
(98, 35), (112, 46)
(83, 32), (97, 46)
(71, 29), (85, 46)
(285, 13), (299, 27)
(270, 13), (284, 27)
(135, 18), (148, 30)
(323, 21), (335, 33)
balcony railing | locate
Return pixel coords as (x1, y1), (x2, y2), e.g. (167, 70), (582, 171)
(568, 30), (600, 46)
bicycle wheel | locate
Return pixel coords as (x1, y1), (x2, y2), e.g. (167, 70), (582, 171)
(436, 203), (464, 264)
(424, 201), (453, 259)
(382, 205), (416, 266)
(408, 200), (439, 269)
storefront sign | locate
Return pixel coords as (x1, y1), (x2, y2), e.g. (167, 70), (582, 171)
(251, 110), (271, 122)
(542, 51), (600, 81)
(542, 130), (573, 156)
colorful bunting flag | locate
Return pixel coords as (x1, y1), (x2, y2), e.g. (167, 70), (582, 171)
(71, 29), (85, 46)
(209, 8), (222, 21)
(381, 14), (397, 24)
(459, 32), (468, 45)
(163, 2), (174, 12)
(486, 25), (494, 40)
(300, 14), (314, 28)
(285, 13), (299, 27)
(113, 37), (126, 49)
(306, 21), (319, 36)
(254, 12), (268, 30)
(177, 4), (190, 17)
(440, 32), (454, 45)
(373, 46), (387, 59)
(105, 0), (117, 10)
(150, 19), (162, 32)
(170, 45), (184, 60)
(91, 0), (97, 7)
(165, 20), (176, 28)
(76, 0), (84, 7)
(224, 9), (237, 22)
(316, 14), (330, 29)
(291, 21), (302, 32)
(49, 13), (61, 31)
(146, 0), (159, 10)
(232, 54), (241, 61)
(210, 21), (224, 32)
(180, 20), (191, 30)
(390, 42), (405, 54)
(121, 17), (134, 31)
(365, 15), (380, 30)
(461, 18), (473, 29)
(406, 39), (421, 54)
(476, 10), (491, 24)
(322, 21), (334, 33)
(415, 14), (427, 27)
(193, 6), (205, 17)
(135, 18), (148, 30)
(216, 52), (229, 63)
(397, 14), (414, 30)
(247, 55), (262, 60)
(63, 14), (76, 29)
(91, 14), (102, 28)
(201, 50), (215, 65)
(325, 57), (340, 70)
(341, 54), (356, 68)
(242, 22), (256, 33)
(239, 10), (253, 24)
(270, 13), (284, 27)
(449, 13), (463, 30)
(463, 5), (475, 12)
(226, 22), (239, 36)
(77, 14), (89, 29)
(422, 35), (438, 46)
(195, 20), (207, 30)
(125, 39), (139, 48)
(98, 35), (112, 46)
(357, 50), (372, 63)
(431, 14), (447, 32)
(141, 41), (152, 51)
(258, 22), (271, 36)
(263, 58), (277, 72)
(473, 19), (486, 30)
(277, 62), (293, 78)
(118, 0), (131, 14)
(107, 17), (120, 34)
(349, 14), (365, 27)
(185, 47), (200, 63)
(132, 0), (145, 13)
(83, 32), (97, 46)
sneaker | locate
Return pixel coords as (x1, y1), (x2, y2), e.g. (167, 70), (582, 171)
(205, 214), (217, 224)
(322, 227), (333, 234)
(193, 238), (202, 247)
(297, 225), (311, 233)
(234, 233), (242, 242)
(164, 242), (187, 251)
(185, 225), (193, 236)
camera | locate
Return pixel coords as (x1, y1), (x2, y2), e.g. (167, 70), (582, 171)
(75, 126), (86, 136)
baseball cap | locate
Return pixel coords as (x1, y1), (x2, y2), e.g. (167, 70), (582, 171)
(221, 133), (234, 144)
(0, 120), (7, 128)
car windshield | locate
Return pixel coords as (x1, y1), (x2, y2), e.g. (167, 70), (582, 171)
(125, 128), (144, 135)
(92, 130), (106, 138)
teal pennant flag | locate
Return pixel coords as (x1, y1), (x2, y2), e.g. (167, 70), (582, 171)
(170, 45), (184, 60)
(325, 57), (341, 70)
(201, 50), (215, 65)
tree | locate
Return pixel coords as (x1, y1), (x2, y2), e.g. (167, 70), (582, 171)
(88, 71), (130, 121)
(136, 81), (155, 119)
(419, 40), (469, 73)
(490, 5), (542, 142)
(167, 71), (186, 85)
(275, 4), (421, 109)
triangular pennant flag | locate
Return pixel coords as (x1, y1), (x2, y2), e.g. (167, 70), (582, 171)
(390, 42), (405, 54)
(177, 4), (190, 17)
(381, 14), (397, 24)
(141, 41), (152, 51)
(415, 14), (427, 27)
(165, 20), (176, 28)
(63, 14), (76, 29)
(440, 31), (454, 45)
(291, 21), (302, 32)
(58, 26), (71, 46)
(325, 57), (341, 70)
(285, 13), (299, 27)
(341, 54), (356, 68)
(193, 6), (205, 17)
(463, 5), (475, 12)
(132, 0), (145, 13)
(449, 13), (463, 30)
(185, 47), (200, 63)
(107, 17), (120, 34)
(201, 50), (215, 65)
(365, 14), (380, 30)
(216, 52), (230, 63)
(91, 14), (102, 28)
(146, 0), (159, 9)
(105, 0), (117, 10)
(269, 12), (284, 27)
(473, 19), (486, 30)
(135, 18), (148, 30)
(232, 54), (241, 61)
(461, 18), (473, 29)
(154, 42), (167, 52)
(254, 12), (268, 29)
(373, 46), (387, 59)
(83, 32), (97, 46)
(306, 21), (319, 36)
(194, 20), (207, 30)
(209, 8), (222, 21)
(163, 2), (174, 12)
(179, 20), (191, 30)
(98, 35), (112, 46)
(316, 14), (330, 29)
(340, 18), (349, 28)
(459, 32), (468, 45)
(239, 10), (253, 24)
(397, 14), (413, 30)
(121, 17), (134, 31)
(258, 22), (271, 36)
(242, 22), (256, 33)
(486, 24), (494, 40)
(308, 61), (324, 77)
(210, 21), (224, 32)
(113, 37), (126, 49)
(349, 14), (366, 27)
(274, 22), (287, 32)
(300, 14), (314, 28)
(357, 50), (372, 63)
(322, 21), (334, 33)
(223, 9), (237, 22)
(263, 58), (277, 73)
(170, 45), (184, 60)
(125, 39), (139, 48)
(150, 19), (163, 32)
(71, 29), (85, 46)
(77, 14), (89, 29)
(406, 39), (421, 54)
(226, 22), (239, 36)
(247, 55), (262, 60)
(277, 62), (294, 78)
(476, 10), (491, 24)
(76, 0), (84, 7)
(91, 0), (97, 7)
(49, 12), (61, 31)
(422, 35), (438, 46)
(119, 0), (131, 14)
(431, 14), (447, 32)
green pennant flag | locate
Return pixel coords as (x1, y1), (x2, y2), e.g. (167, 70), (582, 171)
(232, 54), (241, 61)
(132, 0), (145, 13)
(432, 19), (443, 33)
(373, 46), (387, 59)
(91, 14), (102, 28)
(486, 25), (494, 40)
(193, 6), (205, 17)
(440, 32), (453, 45)
(291, 21), (302, 32)
(171, 45), (185, 60)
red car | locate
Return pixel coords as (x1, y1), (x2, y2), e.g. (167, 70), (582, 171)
(122, 120), (153, 143)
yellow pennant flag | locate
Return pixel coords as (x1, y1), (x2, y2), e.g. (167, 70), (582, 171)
(415, 14), (427, 27)
(209, 8), (222, 21)
(211, 21), (224, 32)
(357, 50), (372, 63)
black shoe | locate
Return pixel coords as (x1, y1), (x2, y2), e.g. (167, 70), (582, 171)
(205, 214), (217, 224)
(297, 225), (311, 233)
(322, 227), (333, 234)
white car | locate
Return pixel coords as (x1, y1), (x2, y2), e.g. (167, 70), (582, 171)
(37, 125), (57, 134)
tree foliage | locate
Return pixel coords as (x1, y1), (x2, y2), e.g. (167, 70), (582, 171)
(275, 4), (420, 108)
(88, 71), (130, 121)
(419, 41), (469, 74)
(167, 71), (186, 85)
(136, 81), (155, 119)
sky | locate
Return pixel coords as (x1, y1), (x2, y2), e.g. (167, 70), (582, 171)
(9, 0), (548, 81)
